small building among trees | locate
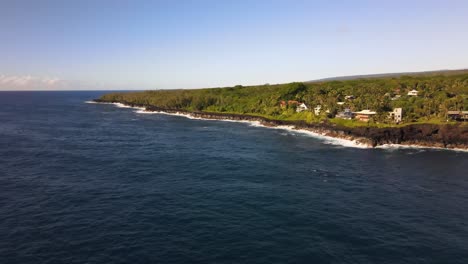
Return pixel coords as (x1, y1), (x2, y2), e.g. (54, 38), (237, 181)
(336, 108), (354, 119)
(354, 110), (377, 122)
(296, 103), (308, 113)
(389, 108), (403, 123)
(314, 105), (322, 115)
(407, 89), (419, 96)
(280, 100), (308, 112)
(447, 111), (468, 121)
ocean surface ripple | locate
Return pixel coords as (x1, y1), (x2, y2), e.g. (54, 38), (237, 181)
(1, 91), (468, 264)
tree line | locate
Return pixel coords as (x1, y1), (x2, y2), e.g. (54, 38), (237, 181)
(100, 72), (468, 125)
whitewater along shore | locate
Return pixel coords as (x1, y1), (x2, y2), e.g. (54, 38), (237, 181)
(92, 99), (468, 150)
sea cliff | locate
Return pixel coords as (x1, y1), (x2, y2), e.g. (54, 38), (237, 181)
(93, 99), (468, 150)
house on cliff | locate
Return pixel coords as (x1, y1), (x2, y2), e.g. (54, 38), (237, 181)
(407, 89), (419, 96)
(314, 105), (322, 115)
(447, 111), (468, 121)
(389, 108), (403, 123)
(336, 108), (354, 119)
(296, 103), (308, 113)
(280, 100), (308, 112)
(354, 110), (376, 122)
(280, 100), (300, 108)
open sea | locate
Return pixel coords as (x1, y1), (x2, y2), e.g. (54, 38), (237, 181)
(1, 91), (467, 264)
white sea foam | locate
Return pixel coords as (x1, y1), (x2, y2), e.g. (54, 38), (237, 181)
(84, 101), (146, 110)
(113, 102), (133, 108)
(270, 125), (370, 148)
(133, 108), (370, 148)
(134, 109), (155, 114)
(85, 100), (114, 105)
(376, 144), (468, 153)
(90, 101), (467, 152)
(135, 109), (199, 118)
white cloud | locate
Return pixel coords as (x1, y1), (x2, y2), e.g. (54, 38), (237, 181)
(0, 75), (66, 90)
(0, 75), (101, 90)
(0, 74), (158, 90)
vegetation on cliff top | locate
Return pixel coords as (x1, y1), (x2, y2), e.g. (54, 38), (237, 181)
(99, 72), (468, 127)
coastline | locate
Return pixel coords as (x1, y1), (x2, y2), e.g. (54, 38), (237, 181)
(87, 100), (468, 151)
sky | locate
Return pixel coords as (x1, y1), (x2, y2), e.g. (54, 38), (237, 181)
(1, 0), (468, 90)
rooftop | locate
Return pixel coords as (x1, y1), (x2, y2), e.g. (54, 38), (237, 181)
(354, 110), (377, 115)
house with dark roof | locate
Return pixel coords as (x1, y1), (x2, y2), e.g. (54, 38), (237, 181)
(336, 108), (354, 119)
(447, 111), (468, 121)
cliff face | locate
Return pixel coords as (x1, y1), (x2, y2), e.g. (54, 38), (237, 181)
(94, 99), (468, 149)
(261, 119), (467, 149)
(334, 123), (467, 149)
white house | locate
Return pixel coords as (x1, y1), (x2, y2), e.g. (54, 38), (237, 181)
(389, 108), (403, 123)
(314, 105), (322, 115)
(296, 103), (308, 113)
(407, 89), (419, 96)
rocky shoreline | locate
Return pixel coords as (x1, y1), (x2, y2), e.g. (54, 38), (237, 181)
(93, 99), (468, 150)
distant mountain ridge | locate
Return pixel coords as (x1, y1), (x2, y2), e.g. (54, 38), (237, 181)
(308, 69), (468, 82)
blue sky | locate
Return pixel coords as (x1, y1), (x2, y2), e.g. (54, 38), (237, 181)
(1, 0), (467, 90)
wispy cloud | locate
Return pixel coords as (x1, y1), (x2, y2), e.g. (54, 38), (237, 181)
(0, 74), (158, 90)
(0, 75), (102, 90)
(0, 75), (66, 90)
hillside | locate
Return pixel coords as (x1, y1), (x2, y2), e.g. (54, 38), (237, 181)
(308, 69), (468, 82)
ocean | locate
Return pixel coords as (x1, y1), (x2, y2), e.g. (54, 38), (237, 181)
(1, 91), (467, 263)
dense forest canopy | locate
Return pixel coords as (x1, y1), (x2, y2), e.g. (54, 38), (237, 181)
(100, 73), (468, 127)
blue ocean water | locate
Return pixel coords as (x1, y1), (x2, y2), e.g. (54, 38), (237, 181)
(1, 91), (467, 264)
